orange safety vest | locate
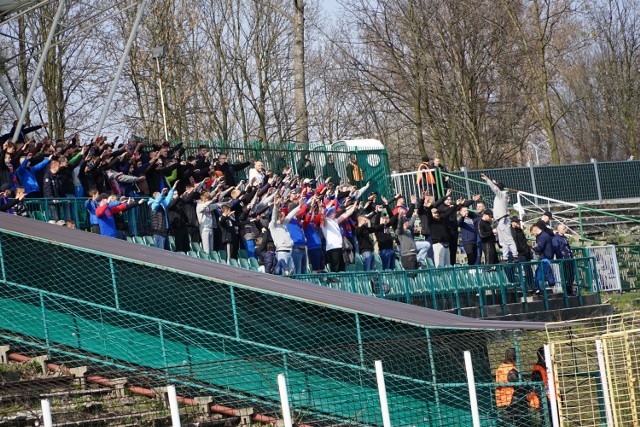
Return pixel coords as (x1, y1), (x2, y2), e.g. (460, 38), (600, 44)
(416, 162), (435, 185)
(349, 161), (364, 182)
(496, 362), (517, 407)
(532, 363), (549, 397)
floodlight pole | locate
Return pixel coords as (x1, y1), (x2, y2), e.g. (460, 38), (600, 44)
(94, 0), (147, 141)
(153, 47), (169, 142)
(12, 0), (65, 143)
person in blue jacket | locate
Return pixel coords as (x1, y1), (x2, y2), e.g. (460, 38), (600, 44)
(95, 193), (128, 238)
(531, 224), (556, 295)
(16, 153), (51, 197)
(148, 180), (177, 250)
(84, 189), (100, 233)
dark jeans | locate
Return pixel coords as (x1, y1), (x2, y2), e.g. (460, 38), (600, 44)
(482, 242), (498, 265)
(535, 259), (556, 291)
(380, 248), (396, 270)
(560, 259), (575, 294)
(401, 254), (418, 271)
(326, 248), (345, 272)
(463, 243), (477, 265)
(291, 247), (307, 275)
(518, 255), (534, 289)
(154, 234), (169, 250)
(361, 251), (376, 271)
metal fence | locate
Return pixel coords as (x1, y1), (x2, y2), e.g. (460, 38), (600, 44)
(140, 139), (394, 198)
(0, 225), (555, 426)
(546, 312), (640, 427)
(293, 257), (600, 318)
(392, 159), (640, 205)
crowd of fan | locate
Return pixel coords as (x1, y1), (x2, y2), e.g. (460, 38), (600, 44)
(0, 120), (576, 294)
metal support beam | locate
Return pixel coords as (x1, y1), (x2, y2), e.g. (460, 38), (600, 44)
(94, 0), (147, 140)
(12, 0), (65, 143)
(0, 74), (21, 116)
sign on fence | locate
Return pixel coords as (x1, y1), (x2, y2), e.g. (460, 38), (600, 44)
(586, 245), (621, 292)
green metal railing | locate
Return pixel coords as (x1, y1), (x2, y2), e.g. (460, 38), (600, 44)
(293, 257), (599, 318)
(0, 225), (552, 426)
(136, 138), (394, 198)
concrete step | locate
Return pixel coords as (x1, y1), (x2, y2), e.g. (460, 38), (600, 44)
(444, 293), (602, 320)
(484, 303), (614, 323)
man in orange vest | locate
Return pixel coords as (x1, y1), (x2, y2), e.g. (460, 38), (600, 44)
(496, 348), (518, 408)
(531, 347), (559, 423)
(346, 154), (364, 187)
(416, 156), (435, 194)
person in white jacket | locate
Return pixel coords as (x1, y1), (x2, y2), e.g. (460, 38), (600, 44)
(196, 192), (219, 253)
(480, 173), (517, 262)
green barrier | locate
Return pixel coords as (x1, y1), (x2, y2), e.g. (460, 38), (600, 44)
(293, 257), (598, 318)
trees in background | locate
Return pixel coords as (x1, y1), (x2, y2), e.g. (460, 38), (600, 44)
(2, 0), (640, 170)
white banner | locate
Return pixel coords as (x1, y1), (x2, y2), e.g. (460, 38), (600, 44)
(586, 245), (622, 292)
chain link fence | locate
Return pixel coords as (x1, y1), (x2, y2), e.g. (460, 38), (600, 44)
(0, 224), (555, 426)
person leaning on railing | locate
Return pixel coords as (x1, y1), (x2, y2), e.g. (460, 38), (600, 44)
(552, 224), (576, 296)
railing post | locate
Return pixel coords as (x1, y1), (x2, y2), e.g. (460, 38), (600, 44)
(591, 158), (603, 203)
(544, 344), (561, 427)
(39, 292), (50, 356)
(595, 340), (614, 427)
(528, 162), (539, 205)
(461, 166), (472, 199)
(464, 351), (481, 427)
(41, 398), (53, 427)
(375, 360), (392, 427)
(109, 258), (120, 310)
(166, 384), (182, 427)
(0, 236), (6, 282)
(277, 374), (294, 427)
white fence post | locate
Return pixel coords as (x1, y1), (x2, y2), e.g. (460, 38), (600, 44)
(595, 340), (615, 427)
(463, 351), (481, 427)
(277, 374), (294, 427)
(166, 385), (182, 427)
(375, 360), (392, 427)
(40, 399), (53, 427)
(544, 344), (561, 427)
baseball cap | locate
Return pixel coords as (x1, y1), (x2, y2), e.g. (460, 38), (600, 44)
(543, 211), (553, 218)
(510, 216), (521, 223)
(484, 209), (494, 217)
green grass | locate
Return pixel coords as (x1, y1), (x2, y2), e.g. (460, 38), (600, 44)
(602, 291), (640, 313)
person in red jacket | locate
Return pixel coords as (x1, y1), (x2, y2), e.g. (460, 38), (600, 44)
(95, 193), (129, 238)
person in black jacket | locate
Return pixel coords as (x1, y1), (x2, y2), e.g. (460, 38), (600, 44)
(355, 214), (376, 271)
(180, 183), (201, 244)
(218, 203), (240, 261)
(371, 205), (396, 270)
(424, 189), (460, 267)
(167, 190), (191, 252)
(43, 160), (63, 220)
(510, 217), (534, 287)
(214, 153), (251, 187)
(478, 209), (498, 265)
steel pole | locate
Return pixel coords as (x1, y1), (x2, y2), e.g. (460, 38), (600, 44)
(156, 57), (169, 142)
(94, 0), (147, 140)
(0, 75), (21, 116)
(12, 0), (65, 143)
